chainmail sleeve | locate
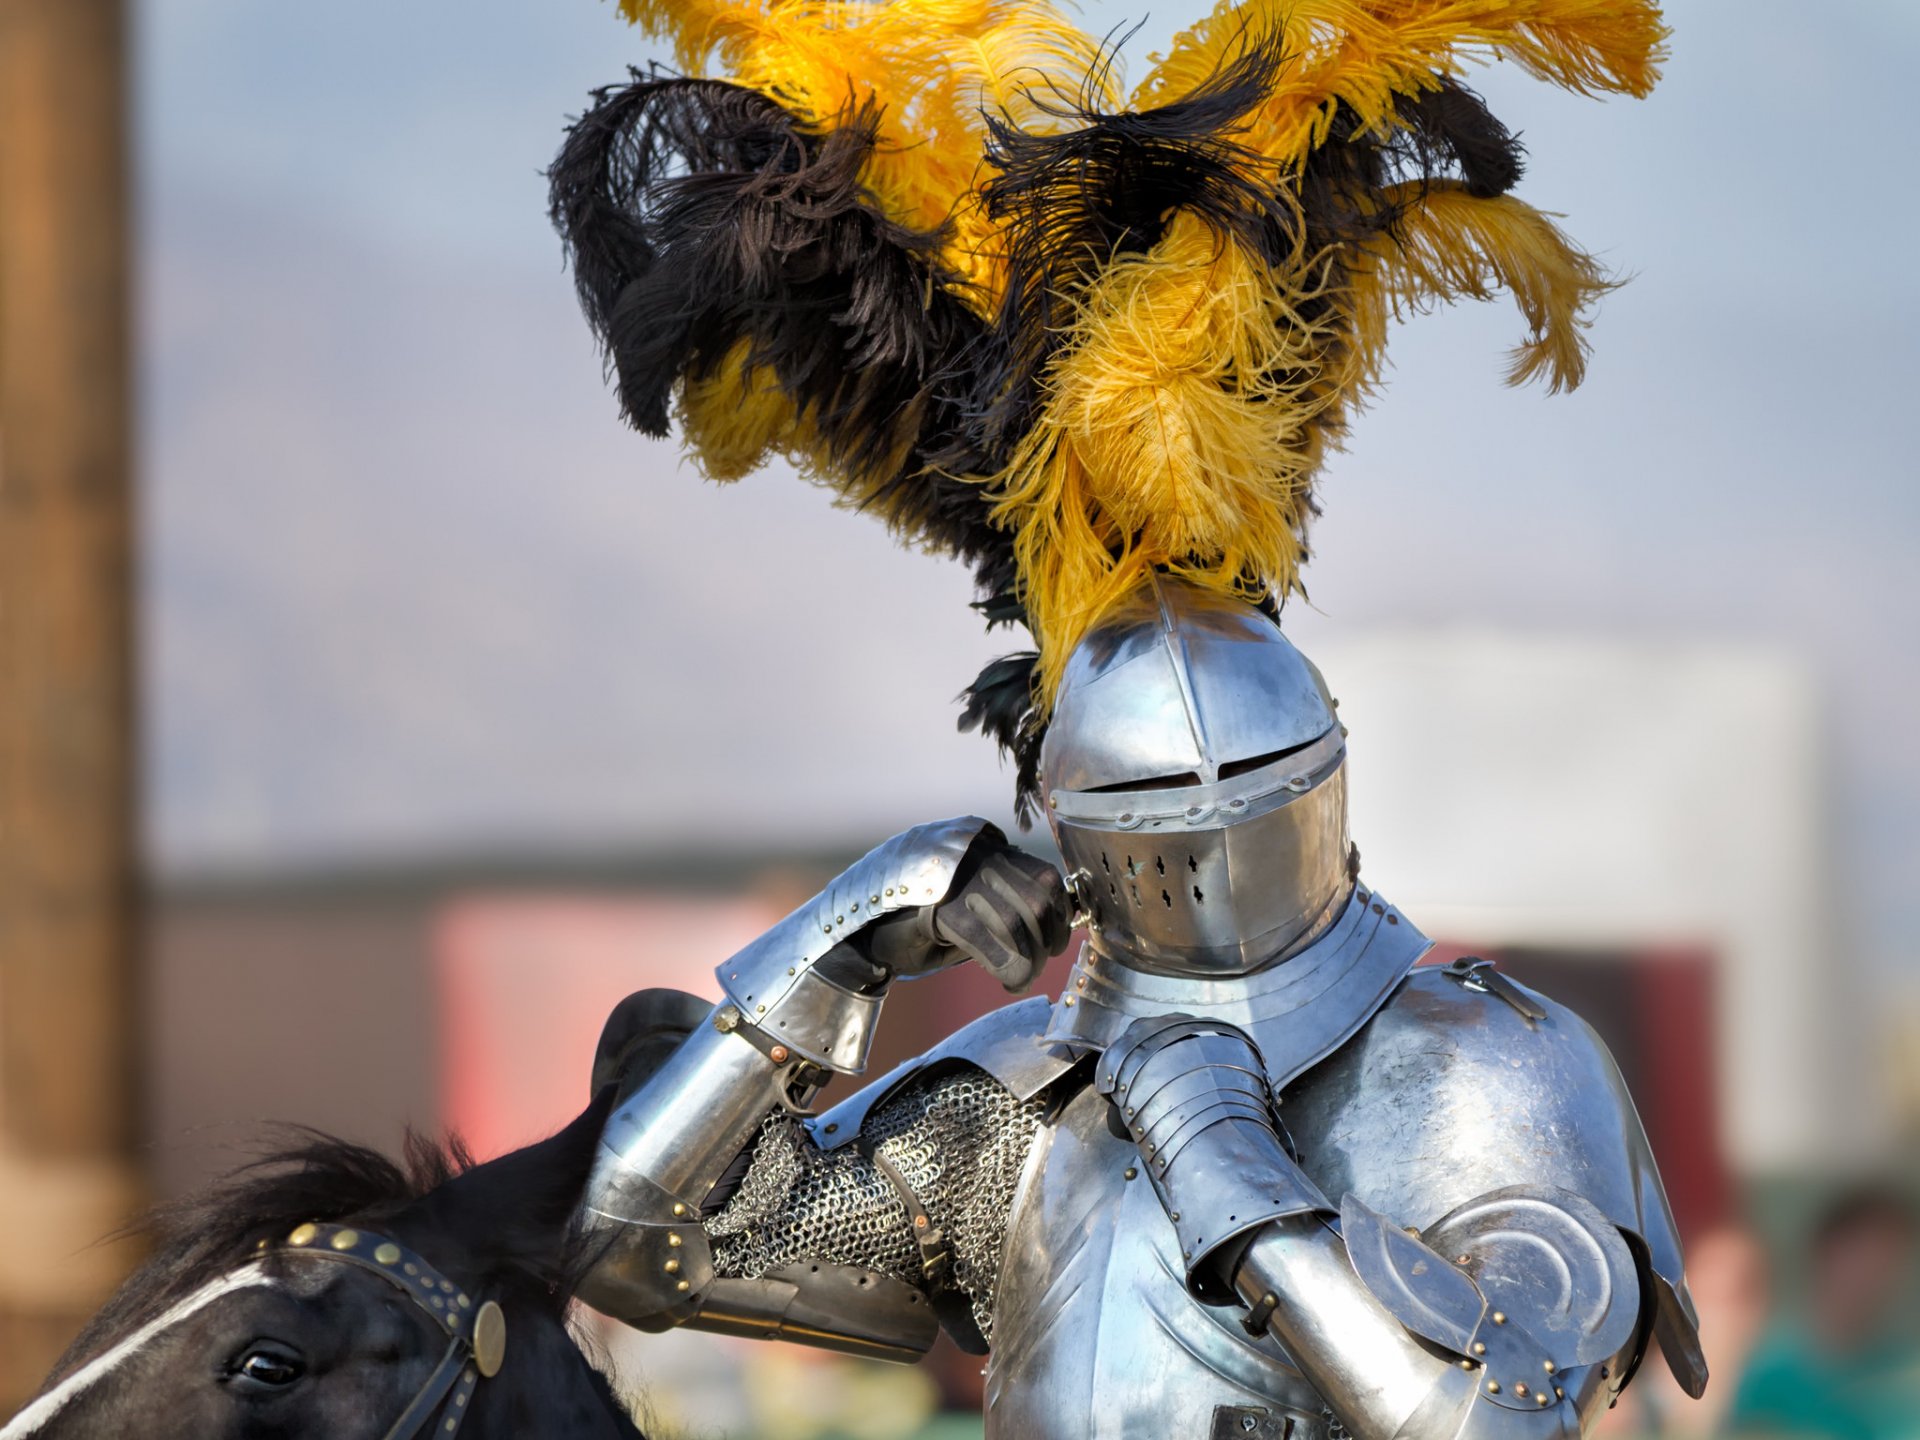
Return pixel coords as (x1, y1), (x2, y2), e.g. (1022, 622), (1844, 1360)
(703, 1065), (1046, 1345)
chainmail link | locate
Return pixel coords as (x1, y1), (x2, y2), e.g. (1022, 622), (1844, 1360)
(705, 1066), (1044, 1344)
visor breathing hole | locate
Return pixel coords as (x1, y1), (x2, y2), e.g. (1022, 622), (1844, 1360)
(1100, 852), (1110, 873)
(1188, 855), (1198, 872)
(1154, 857), (1165, 876)
(1193, 886), (1205, 903)
(1161, 890), (1172, 908)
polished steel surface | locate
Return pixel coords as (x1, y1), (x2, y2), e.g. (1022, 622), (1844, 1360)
(1041, 576), (1338, 793)
(1279, 965), (1705, 1399)
(1039, 577), (1353, 977)
(985, 1083), (1339, 1440)
(1047, 885), (1430, 1091)
(720, 816), (989, 1070)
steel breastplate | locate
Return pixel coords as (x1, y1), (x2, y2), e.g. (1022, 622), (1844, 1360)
(985, 1083), (1335, 1440)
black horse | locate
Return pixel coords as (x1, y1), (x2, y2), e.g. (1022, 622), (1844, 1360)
(0, 1095), (645, 1439)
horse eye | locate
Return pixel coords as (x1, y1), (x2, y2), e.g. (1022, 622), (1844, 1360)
(231, 1346), (304, 1388)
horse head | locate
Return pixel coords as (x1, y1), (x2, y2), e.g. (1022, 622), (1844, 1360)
(1, 1094), (645, 1439)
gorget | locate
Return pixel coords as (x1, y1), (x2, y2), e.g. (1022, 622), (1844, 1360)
(1044, 883), (1431, 1089)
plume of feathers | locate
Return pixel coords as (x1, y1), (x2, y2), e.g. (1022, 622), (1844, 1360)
(552, 0), (1668, 821)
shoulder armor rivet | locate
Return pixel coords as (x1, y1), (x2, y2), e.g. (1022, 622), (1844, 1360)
(1123, 1167), (1137, 1180)
(822, 925), (832, 934)
(1492, 1311), (1506, 1325)
(1485, 1382), (1500, 1395)
(787, 966), (796, 975)
(668, 1234), (683, 1248)
(1064, 996), (1076, 1006)
(1456, 1254), (1473, 1265)
(1387, 914), (1399, 925)
(1543, 1361), (1556, 1374)
(1459, 1360), (1475, 1372)
(1170, 1213), (1180, 1222)
(1472, 1343), (1487, 1355)
(769, 1045), (790, 1064)
(675, 1280), (690, 1293)
(1555, 1388), (1565, 1400)
(1403, 1226), (1420, 1238)
(885, 887), (894, 896)
(671, 1203), (689, 1217)
(1514, 1383), (1528, 1397)
(1537, 1394), (1551, 1407)
(834, 915), (843, 924)
(663, 1259), (680, 1274)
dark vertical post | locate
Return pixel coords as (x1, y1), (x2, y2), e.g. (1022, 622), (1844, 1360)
(0, 0), (143, 1408)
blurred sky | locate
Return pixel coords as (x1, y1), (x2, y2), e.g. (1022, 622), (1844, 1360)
(138, 1), (1918, 976)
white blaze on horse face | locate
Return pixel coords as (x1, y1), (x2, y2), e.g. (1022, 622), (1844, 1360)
(0, 1263), (277, 1437)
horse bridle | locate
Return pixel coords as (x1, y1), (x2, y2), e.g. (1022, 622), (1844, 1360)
(271, 1222), (507, 1440)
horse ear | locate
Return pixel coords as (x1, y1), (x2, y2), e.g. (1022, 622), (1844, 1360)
(415, 1088), (616, 1296)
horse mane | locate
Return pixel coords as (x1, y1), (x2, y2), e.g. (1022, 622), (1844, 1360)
(43, 1130), (455, 1387)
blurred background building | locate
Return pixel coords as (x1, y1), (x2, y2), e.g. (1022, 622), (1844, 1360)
(3, 0), (1918, 1432)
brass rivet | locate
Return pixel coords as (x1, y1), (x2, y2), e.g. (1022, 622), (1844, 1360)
(663, 1259), (681, 1274)
(374, 1243), (402, 1266)
(668, 1233), (683, 1248)
(288, 1224), (318, 1247)
(870, 894), (881, 904)
(672, 1203), (689, 1218)
(1486, 1382), (1501, 1395)
(1064, 996), (1076, 1007)
(1543, 1361), (1556, 1374)
(885, 887), (894, 896)
(769, 1045), (790, 1064)
(913, 1215), (928, 1230)
(1123, 1167), (1137, 1180)
(1555, 1388), (1565, 1400)
(1456, 1254), (1473, 1265)
(1492, 1311), (1507, 1325)
(835, 915), (844, 924)
(1472, 1343), (1487, 1356)
(1459, 1360), (1475, 1372)
(822, 925), (832, 934)
(1170, 1213), (1180, 1222)
(675, 1280), (690, 1293)
(1536, 1394), (1551, 1407)
(1514, 1383), (1529, 1398)
(787, 966), (796, 975)
(330, 1229), (359, 1251)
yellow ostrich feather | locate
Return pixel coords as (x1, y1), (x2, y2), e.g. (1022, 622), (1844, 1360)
(1138, 0), (1668, 159)
(988, 212), (1347, 700)
(1348, 181), (1616, 393)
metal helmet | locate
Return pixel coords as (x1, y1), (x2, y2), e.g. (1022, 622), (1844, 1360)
(1040, 575), (1351, 977)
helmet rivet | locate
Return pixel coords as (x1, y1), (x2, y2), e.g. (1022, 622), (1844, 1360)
(1118, 812), (1133, 823)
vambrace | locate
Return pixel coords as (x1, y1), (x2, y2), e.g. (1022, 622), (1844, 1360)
(1100, 1015), (1646, 1439)
(575, 817), (990, 1358)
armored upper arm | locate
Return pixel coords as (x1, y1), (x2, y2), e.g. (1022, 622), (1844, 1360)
(583, 987), (1073, 1360)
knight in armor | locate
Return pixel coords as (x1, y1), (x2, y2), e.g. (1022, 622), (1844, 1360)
(546, 1), (1705, 1432)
